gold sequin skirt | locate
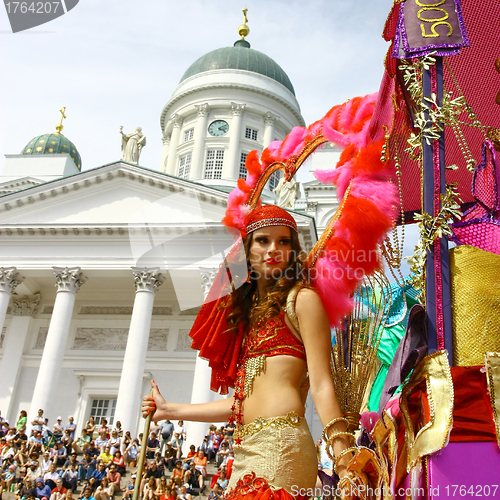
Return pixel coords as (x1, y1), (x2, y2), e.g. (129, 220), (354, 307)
(227, 412), (318, 496)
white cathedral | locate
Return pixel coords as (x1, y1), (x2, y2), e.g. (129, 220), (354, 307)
(0, 18), (341, 447)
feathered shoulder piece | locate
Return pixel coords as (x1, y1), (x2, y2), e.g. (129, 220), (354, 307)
(223, 93), (399, 326)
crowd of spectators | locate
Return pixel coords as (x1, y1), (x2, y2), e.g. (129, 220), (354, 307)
(1, 409), (236, 500)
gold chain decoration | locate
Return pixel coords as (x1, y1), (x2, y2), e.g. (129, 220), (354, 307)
(406, 184), (463, 300)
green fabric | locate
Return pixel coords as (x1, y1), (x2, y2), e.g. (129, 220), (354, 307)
(368, 323), (406, 411)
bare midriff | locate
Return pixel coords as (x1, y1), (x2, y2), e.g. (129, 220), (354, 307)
(241, 355), (307, 424)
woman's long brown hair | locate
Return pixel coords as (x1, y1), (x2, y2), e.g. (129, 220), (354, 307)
(226, 228), (309, 332)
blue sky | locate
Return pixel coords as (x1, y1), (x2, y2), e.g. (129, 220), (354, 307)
(0, 0), (394, 170)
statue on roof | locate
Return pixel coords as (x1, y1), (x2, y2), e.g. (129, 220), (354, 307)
(274, 176), (300, 210)
(120, 126), (146, 164)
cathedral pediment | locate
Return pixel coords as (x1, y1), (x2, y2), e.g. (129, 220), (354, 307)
(0, 161), (229, 226)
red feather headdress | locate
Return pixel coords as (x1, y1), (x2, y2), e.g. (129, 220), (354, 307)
(190, 93), (399, 394)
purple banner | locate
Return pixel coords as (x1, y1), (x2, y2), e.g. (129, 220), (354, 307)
(393, 0), (469, 59)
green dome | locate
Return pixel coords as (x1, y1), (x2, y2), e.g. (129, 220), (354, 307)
(21, 132), (81, 170)
(180, 41), (295, 96)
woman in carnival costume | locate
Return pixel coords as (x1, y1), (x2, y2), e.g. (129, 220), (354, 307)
(142, 204), (353, 499)
(142, 93), (398, 499)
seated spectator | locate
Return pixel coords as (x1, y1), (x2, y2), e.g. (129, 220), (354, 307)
(43, 462), (60, 490)
(163, 443), (176, 473)
(94, 476), (112, 500)
(61, 430), (74, 454)
(5, 428), (17, 444)
(121, 474), (135, 500)
(72, 429), (90, 455)
(193, 451), (207, 477)
(61, 464), (78, 493)
(50, 478), (67, 500)
(27, 460), (43, 484)
(55, 442), (68, 467)
(215, 443), (229, 468)
(83, 477), (97, 495)
(86, 442), (99, 459)
(111, 422), (123, 439)
(216, 470), (227, 491)
(184, 462), (203, 494)
(140, 462), (162, 494)
(96, 421), (109, 440)
(123, 440), (139, 468)
(15, 477), (36, 500)
(106, 465), (121, 497)
(142, 477), (157, 500)
(182, 446), (196, 470)
(35, 477), (53, 500)
(122, 474), (137, 499)
(84, 418), (96, 441)
(155, 476), (168, 500)
(97, 447), (113, 467)
(108, 431), (121, 457)
(146, 433), (160, 460)
(39, 450), (51, 474)
(90, 462), (107, 487)
(111, 451), (125, 476)
(153, 451), (165, 476)
(2, 464), (17, 493)
(121, 432), (132, 455)
(52, 419), (64, 443)
(11, 467), (27, 495)
(13, 428), (28, 450)
(95, 434), (109, 454)
(177, 485), (191, 500)
(207, 483), (223, 500)
(159, 485), (175, 500)
(28, 431), (44, 455)
(63, 452), (79, 471)
(77, 453), (96, 483)
(81, 486), (96, 500)
(170, 461), (184, 488)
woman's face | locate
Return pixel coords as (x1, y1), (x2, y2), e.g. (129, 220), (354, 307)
(249, 226), (293, 281)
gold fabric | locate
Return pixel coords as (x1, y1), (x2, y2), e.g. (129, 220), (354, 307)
(228, 413), (318, 495)
(450, 245), (500, 366)
(485, 352), (500, 449)
(400, 350), (454, 473)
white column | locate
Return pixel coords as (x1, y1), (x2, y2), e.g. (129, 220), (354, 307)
(223, 103), (246, 180)
(159, 133), (171, 173)
(185, 268), (221, 453)
(165, 114), (183, 176)
(115, 267), (164, 435)
(0, 294), (40, 421)
(189, 103), (210, 181)
(29, 268), (85, 428)
(263, 112), (279, 148)
(0, 267), (24, 334)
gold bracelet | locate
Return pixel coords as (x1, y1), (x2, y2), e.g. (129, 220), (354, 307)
(321, 417), (349, 443)
(324, 431), (356, 462)
(332, 446), (357, 474)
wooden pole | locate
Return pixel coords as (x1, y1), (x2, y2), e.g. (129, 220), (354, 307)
(131, 389), (153, 500)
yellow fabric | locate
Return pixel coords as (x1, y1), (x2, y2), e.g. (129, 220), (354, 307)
(228, 413), (318, 495)
(450, 245), (500, 366)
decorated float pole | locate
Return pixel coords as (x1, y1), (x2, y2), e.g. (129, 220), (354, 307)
(422, 58), (454, 363)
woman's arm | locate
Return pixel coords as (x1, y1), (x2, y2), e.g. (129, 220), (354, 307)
(141, 381), (233, 423)
(295, 288), (351, 471)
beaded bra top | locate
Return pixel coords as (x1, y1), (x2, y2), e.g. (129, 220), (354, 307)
(229, 310), (306, 444)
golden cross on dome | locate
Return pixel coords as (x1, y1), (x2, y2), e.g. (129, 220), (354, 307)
(55, 107), (67, 134)
(238, 8), (249, 40)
